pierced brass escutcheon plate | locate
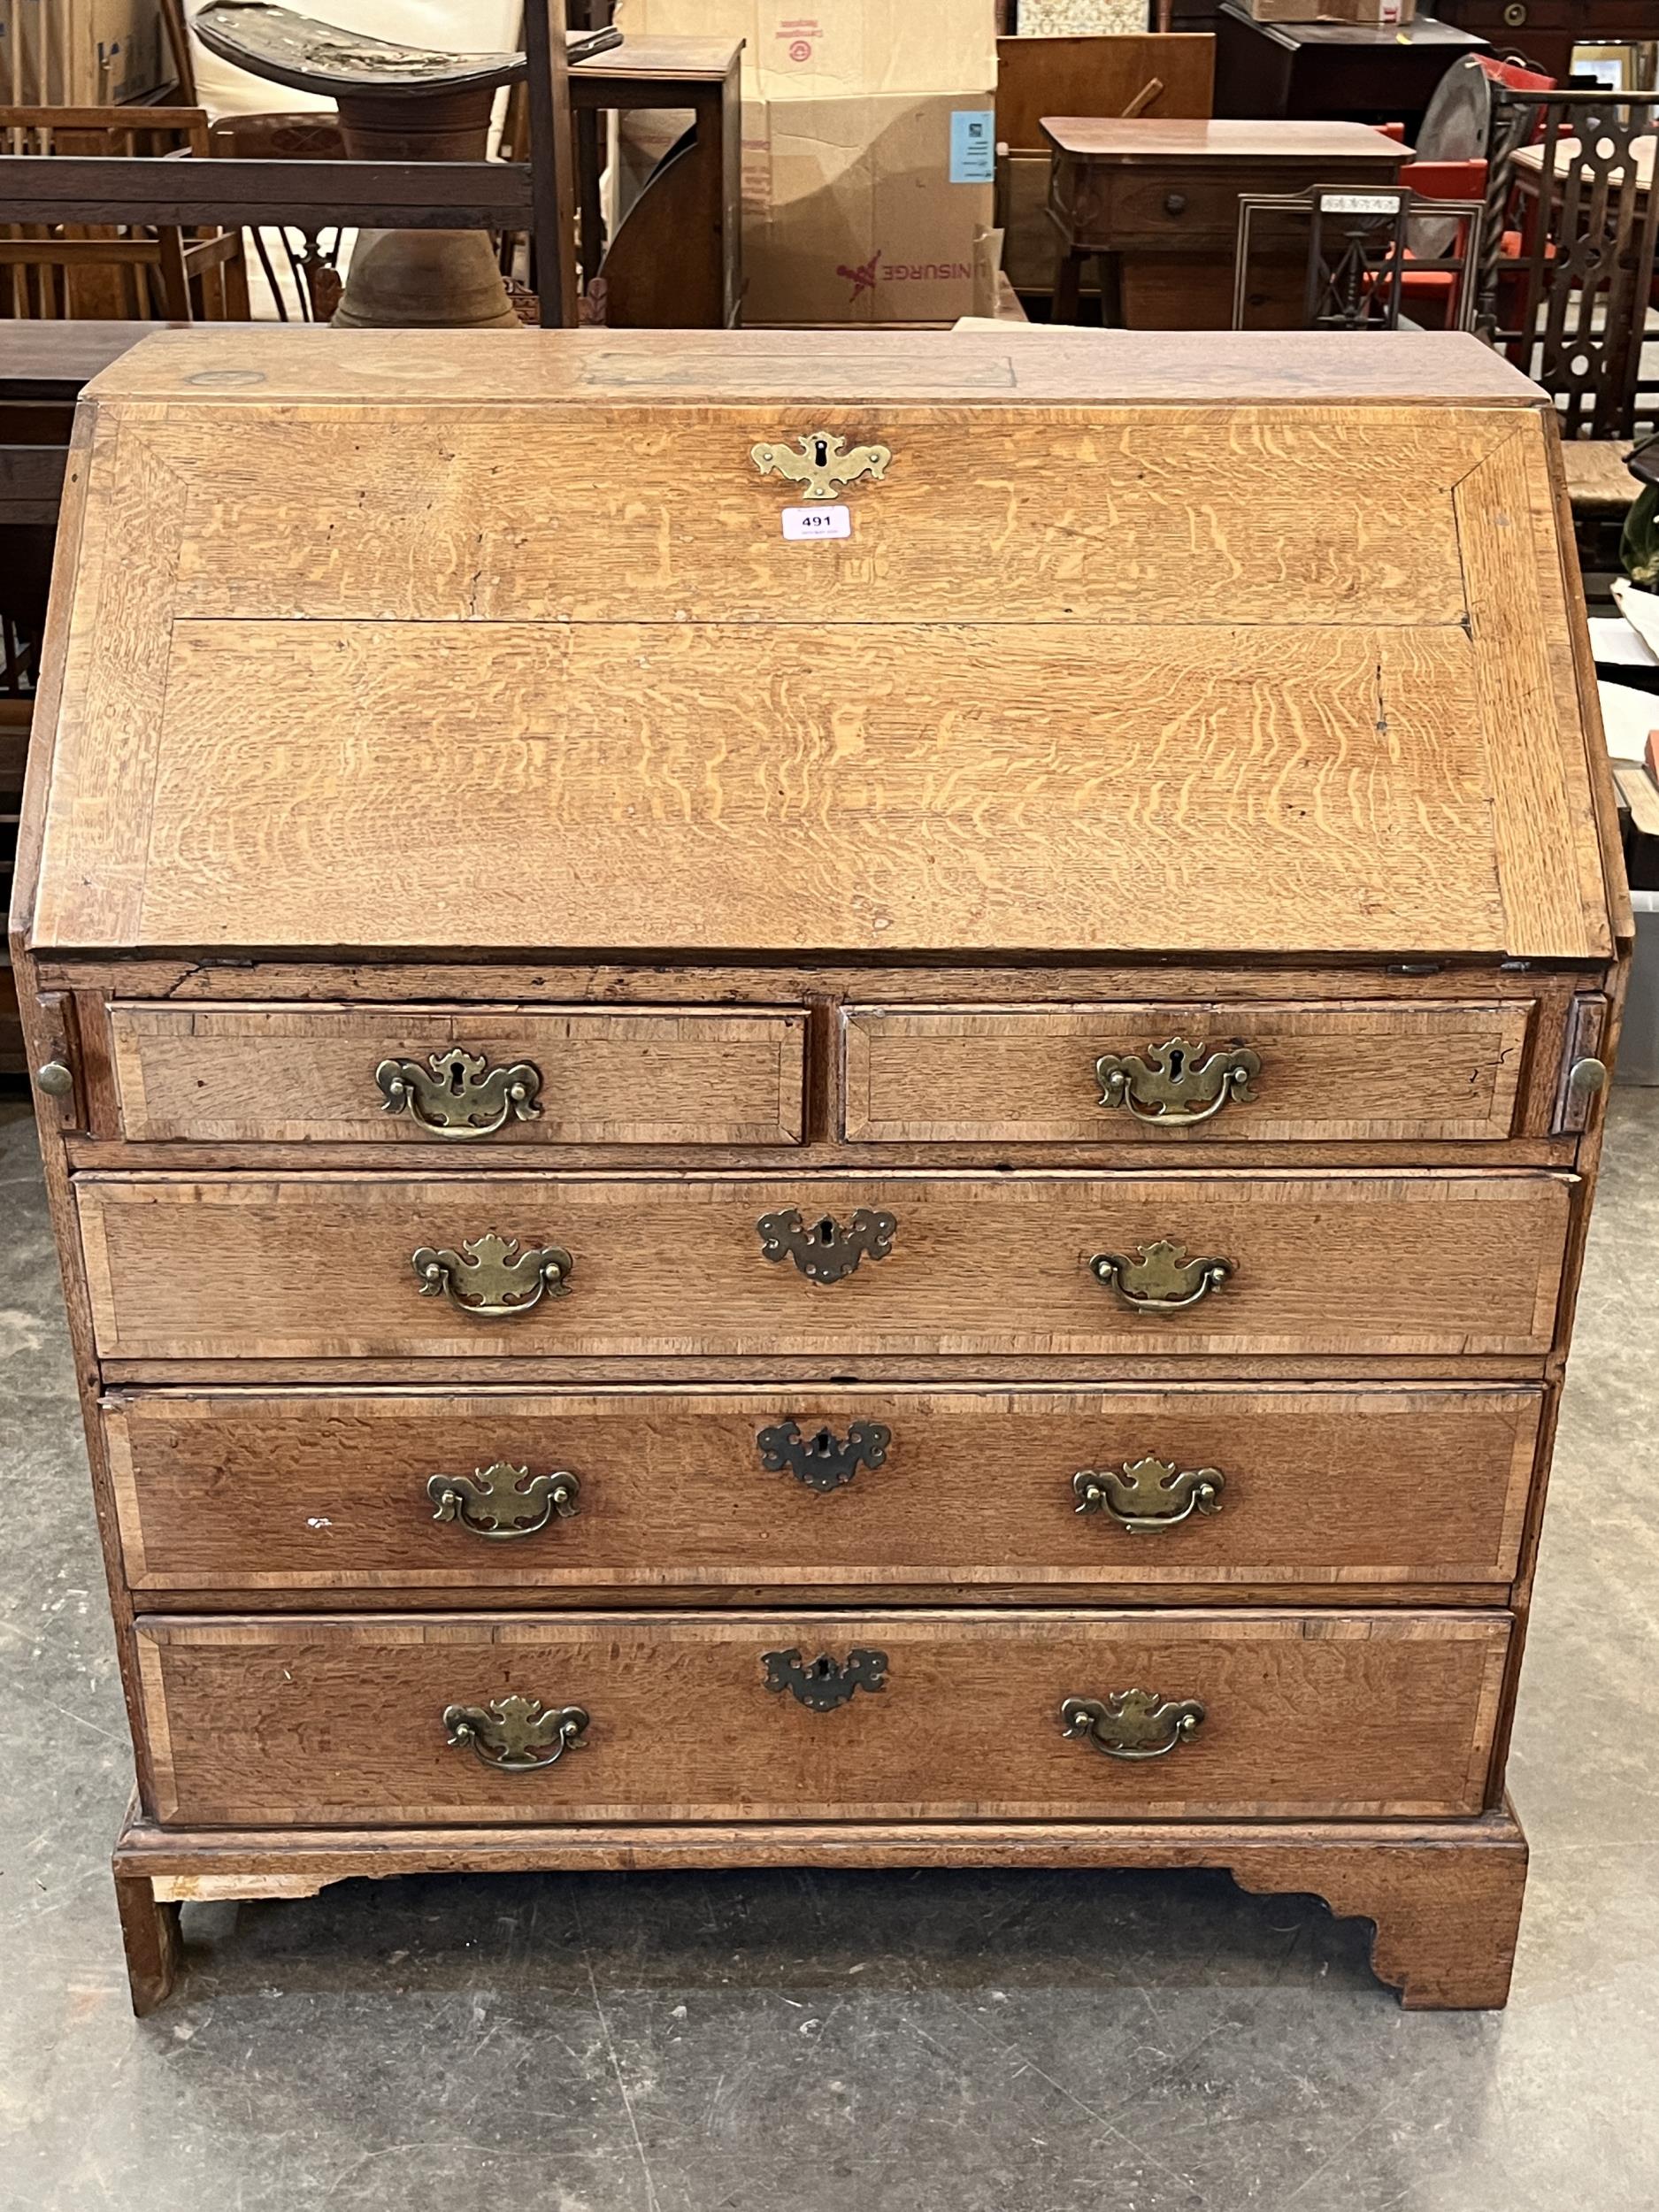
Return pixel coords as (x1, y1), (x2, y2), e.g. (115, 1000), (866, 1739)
(1073, 1455), (1225, 1532)
(1094, 1037), (1260, 1127)
(428, 1461), (580, 1540)
(442, 1694), (589, 1770)
(1061, 1688), (1206, 1761)
(376, 1048), (542, 1138)
(1090, 1239), (1233, 1313)
(749, 429), (892, 500)
(757, 1207), (897, 1284)
(757, 1418), (893, 1493)
(412, 1231), (573, 1318)
(763, 1647), (888, 1710)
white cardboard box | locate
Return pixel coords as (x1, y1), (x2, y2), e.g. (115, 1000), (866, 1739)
(618, 0), (996, 103)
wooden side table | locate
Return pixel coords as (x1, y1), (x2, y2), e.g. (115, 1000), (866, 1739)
(1042, 115), (1410, 326)
(570, 35), (741, 327)
(1215, 4), (1486, 137)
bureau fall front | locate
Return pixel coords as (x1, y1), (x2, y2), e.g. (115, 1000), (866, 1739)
(12, 326), (1627, 2010)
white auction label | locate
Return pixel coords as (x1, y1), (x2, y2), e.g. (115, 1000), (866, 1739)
(781, 504), (851, 541)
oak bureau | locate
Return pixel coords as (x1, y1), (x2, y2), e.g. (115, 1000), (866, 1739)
(12, 326), (1628, 2011)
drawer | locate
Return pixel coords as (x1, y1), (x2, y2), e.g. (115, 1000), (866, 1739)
(75, 1171), (1573, 1362)
(1102, 169), (1256, 247)
(842, 1001), (1535, 1144)
(133, 1609), (1510, 1825)
(102, 1002), (806, 1146)
(106, 1385), (1544, 1594)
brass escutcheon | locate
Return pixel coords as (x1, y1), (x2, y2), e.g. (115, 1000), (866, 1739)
(757, 1418), (892, 1493)
(1073, 1455), (1225, 1532)
(1094, 1037), (1260, 1127)
(412, 1231), (572, 1318)
(1089, 1239), (1232, 1313)
(428, 1461), (580, 1540)
(763, 1647), (888, 1710)
(1060, 1688), (1205, 1761)
(749, 429), (892, 501)
(757, 1207), (897, 1284)
(442, 1694), (588, 1770)
(376, 1048), (542, 1138)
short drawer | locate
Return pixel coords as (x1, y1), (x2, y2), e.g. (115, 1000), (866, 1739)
(106, 1384), (1544, 1594)
(74, 1170), (1573, 1362)
(102, 1002), (807, 1146)
(842, 1002), (1535, 1144)
(134, 1609), (1510, 1825)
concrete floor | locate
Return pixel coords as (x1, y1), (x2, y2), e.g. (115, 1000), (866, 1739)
(2, 1094), (1657, 2212)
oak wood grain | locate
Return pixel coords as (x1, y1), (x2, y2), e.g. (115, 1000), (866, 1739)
(96, 617), (1515, 959)
(104, 1002), (807, 1146)
(140, 404), (1492, 627)
(133, 1607), (1511, 1826)
(112, 1801), (1531, 2008)
(81, 327), (1549, 406)
(842, 1000), (1532, 1144)
(103, 1382), (1542, 1594)
(73, 1169), (1574, 1363)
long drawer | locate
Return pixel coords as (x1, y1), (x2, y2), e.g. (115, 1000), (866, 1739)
(133, 1609), (1510, 1826)
(841, 1001), (1535, 1144)
(105, 1384), (1544, 1594)
(102, 1002), (807, 1146)
(74, 1171), (1573, 1362)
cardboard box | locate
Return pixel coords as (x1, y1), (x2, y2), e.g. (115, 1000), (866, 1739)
(742, 89), (995, 324)
(0, 0), (168, 104)
(618, 0), (996, 104)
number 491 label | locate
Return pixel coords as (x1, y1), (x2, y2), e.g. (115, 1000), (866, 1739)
(781, 504), (851, 541)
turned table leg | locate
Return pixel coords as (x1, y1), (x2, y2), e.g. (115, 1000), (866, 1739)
(113, 1871), (182, 2016)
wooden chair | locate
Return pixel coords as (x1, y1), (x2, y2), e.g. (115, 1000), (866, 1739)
(995, 31), (1214, 302)
(0, 107), (248, 319)
(1232, 181), (1486, 334)
(1478, 88), (1659, 442)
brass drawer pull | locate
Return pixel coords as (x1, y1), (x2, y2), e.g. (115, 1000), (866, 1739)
(1074, 1455), (1224, 1531)
(1094, 1036), (1260, 1126)
(429, 1460), (580, 1540)
(412, 1231), (572, 1318)
(442, 1694), (588, 1771)
(1061, 1689), (1205, 1761)
(763, 1647), (888, 1710)
(757, 1418), (892, 1492)
(376, 1048), (542, 1138)
(1090, 1238), (1232, 1312)
(757, 1206), (896, 1283)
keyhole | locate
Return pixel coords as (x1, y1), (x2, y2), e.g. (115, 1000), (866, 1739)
(808, 1427), (835, 1457)
(812, 1217), (836, 1244)
(1166, 1048), (1187, 1080)
(808, 1655), (833, 1679)
(813, 438), (828, 468)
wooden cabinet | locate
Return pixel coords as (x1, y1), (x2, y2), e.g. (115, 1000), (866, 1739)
(12, 326), (1626, 2013)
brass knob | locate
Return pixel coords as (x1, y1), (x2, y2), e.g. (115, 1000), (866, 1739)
(35, 1061), (73, 1098)
(1568, 1056), (1608, 1095)
(1164, 192), (1187, 215)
